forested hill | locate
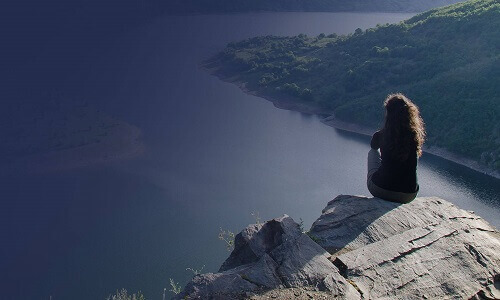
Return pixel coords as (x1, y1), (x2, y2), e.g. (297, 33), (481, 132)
(165, 0), (463, 14)
(202, 0), (500, 171)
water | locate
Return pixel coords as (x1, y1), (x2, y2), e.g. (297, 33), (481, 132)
(1, 12), (498, 299)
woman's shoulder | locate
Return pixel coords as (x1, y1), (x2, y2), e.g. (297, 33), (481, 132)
(371, 129), (384, 149)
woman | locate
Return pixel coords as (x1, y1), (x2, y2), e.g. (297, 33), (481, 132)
(367, 93), (426, 203)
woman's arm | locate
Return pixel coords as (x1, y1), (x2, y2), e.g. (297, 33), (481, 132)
(371, 130), (382, 149)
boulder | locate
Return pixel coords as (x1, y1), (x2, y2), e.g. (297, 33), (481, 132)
(219, 215), (302, 272)
(175, 215), (360, 299)
(176, 254), (281, 300)
(310, 195), (500, 299)
(308, 195), (492, 255)
(175, 195), (499, 299)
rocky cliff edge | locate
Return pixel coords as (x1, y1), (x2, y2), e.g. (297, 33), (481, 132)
(175, 195), (500, 299)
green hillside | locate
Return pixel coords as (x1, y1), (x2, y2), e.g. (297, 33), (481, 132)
(166, 0), (462, 13)
(202, 0), (500, 170)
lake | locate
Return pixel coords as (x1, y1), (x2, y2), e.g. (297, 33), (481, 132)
(1, 11), (499, 299)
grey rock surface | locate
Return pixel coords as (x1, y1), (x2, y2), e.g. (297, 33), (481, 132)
(177, 254), (281, 300)
(175, 215), (359, 299)
(219, 215), (302, 272)
(175, 195), (499, 299)
(320, 272), (361, 299)
(309, 195), (491, 254)
(310, 195), (500, 299)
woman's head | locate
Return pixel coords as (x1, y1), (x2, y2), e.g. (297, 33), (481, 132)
(382, 93), (426, 160)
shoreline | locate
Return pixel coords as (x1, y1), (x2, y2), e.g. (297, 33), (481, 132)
(200, 63), (500, 180)
(322, 116), (500, 180)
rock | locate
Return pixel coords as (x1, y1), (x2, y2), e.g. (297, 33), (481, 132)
(175, 215), (360, 299)
(218, 215), (342, 289)
(333, 223), (500, 299)
(248, 287), (349, 300)
(310, 195), (500, 299)
(219, 215), (302, 272)
(269, 233), (338, 288)
(308, 195), (491, 255)
(175, 195), (499, 299)
(176, 254), (281, 300)
(320, 273), (361, 299)
(176, 271), (256, 300)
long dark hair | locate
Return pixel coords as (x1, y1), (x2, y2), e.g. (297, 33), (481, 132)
(382, 93), (426, 161)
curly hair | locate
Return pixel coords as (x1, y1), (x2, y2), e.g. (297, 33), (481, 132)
(382, 93), (426, 161)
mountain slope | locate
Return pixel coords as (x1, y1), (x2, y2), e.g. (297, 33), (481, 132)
(165, 0), (464, 14)
(202, 0), (500, 172)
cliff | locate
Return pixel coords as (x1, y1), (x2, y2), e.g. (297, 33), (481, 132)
(175, 195), (499, 299)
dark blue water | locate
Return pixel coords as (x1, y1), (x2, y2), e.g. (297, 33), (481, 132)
(1, 11), (498, 300)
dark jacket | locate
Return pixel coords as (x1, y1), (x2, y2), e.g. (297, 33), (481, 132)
(370, 130), (419, 193)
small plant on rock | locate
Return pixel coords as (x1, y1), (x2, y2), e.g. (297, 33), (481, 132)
(218, 227), (235, 252)
(169, 278), (182, 295)
(186, 265), (205, 276)
(106, 288), (145, 300)
(299, 218), (305, 233)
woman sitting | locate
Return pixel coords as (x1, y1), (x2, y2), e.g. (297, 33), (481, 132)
(367, 93), (426, 203)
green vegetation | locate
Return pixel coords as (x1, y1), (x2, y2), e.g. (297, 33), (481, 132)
(186, 265), (206, 276)
(169, 278), (182, 295)
(166, 0), (462, 14)
(299, 218), (305, 233)
(218, 227), (236, 251)
(203, 0), (500, 171)
(106, 289), (145, 300)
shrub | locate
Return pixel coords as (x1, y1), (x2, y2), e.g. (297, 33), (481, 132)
(106, 289), (145, 300)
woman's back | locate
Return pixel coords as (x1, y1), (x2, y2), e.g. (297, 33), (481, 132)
(371, 130), (418, 193)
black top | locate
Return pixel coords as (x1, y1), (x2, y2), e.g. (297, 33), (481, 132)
(370, 130), (419, 193)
